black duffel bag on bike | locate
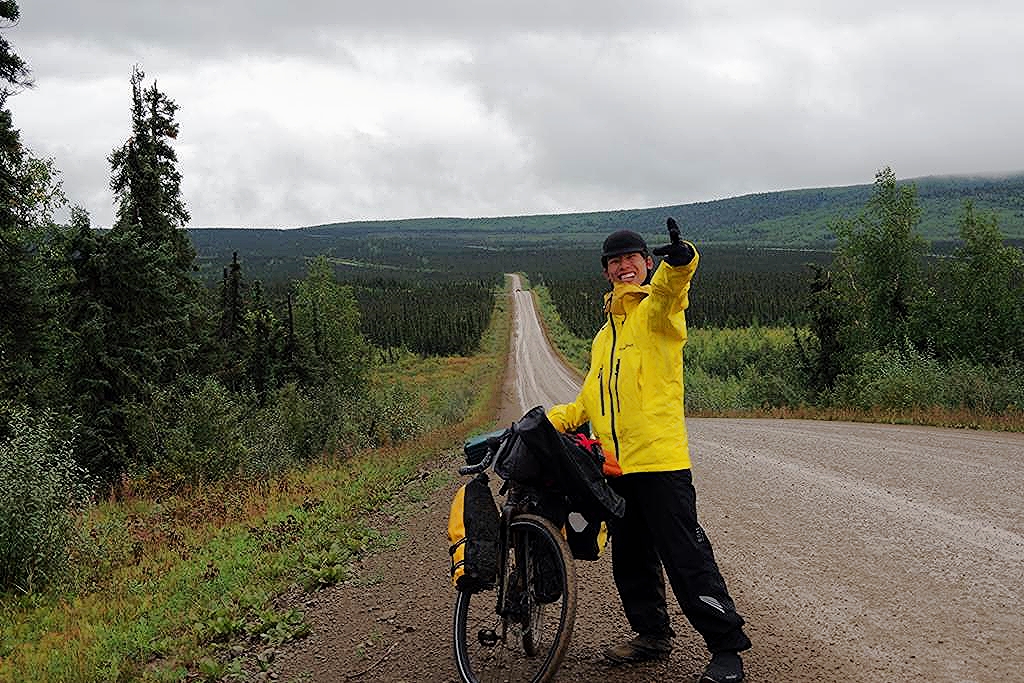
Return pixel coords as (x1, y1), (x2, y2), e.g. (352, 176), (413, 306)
(495, 405), (625, 524)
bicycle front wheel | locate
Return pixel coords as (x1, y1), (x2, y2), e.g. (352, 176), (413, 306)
(453, 513), (577, 683)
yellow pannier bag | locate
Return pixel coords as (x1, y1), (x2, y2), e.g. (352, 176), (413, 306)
(447, 473), (499, 592)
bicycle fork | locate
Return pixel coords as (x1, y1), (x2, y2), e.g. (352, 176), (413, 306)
(485, 506), (532, 644)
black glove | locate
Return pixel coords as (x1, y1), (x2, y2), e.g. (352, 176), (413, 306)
(652, 217), (694, 266)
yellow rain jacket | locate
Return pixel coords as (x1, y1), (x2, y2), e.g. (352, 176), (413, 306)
(547, 247), (698, 474)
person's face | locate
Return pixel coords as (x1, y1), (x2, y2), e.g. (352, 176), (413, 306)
(604, 252), (654, 285)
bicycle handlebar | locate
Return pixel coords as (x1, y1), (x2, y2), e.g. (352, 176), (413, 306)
(459, 428), (511, 476)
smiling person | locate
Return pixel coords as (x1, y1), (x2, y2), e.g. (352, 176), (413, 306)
(547, 220), (751, 683)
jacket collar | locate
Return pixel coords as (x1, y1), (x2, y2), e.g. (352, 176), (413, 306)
(604, 282), (649, 316)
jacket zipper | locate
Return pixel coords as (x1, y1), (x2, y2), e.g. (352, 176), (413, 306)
(614, 359), (621, 413)
(598, 369), (605, 415)
(607, 313), (621, 459)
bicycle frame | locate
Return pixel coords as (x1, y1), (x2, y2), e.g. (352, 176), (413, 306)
(453, 427), (577, 683)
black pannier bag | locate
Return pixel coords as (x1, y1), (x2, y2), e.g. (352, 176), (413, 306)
(564, 511), (608, 561)
(496, 406), (625, 524)
(448, 472), (500, 592)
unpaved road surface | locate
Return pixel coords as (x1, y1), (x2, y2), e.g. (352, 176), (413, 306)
(272, 276), (1024, 682)
(508, 277), (581, 412)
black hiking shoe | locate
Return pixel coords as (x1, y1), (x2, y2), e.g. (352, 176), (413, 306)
(603, 634), (673, 664)
(699, 651), (745, 682)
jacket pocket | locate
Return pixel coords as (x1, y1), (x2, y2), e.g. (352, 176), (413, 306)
(613, 345), (643, 430)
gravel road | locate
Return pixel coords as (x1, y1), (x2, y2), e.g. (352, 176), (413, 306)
(272, 277), (1024, 683)
(508, 277), (581, 412)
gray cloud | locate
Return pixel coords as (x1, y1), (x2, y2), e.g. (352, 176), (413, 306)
(16, 1), (696, 49)
(5, 1), (1024, 228)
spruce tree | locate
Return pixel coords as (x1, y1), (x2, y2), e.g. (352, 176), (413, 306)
(66, 66), (201, 480)
(0, 2), (67, 411)
(219, 252), (244, 341)
(0, 1), (30, 105)
(108, 65), (193, 267)
(0, 2), (32, 402)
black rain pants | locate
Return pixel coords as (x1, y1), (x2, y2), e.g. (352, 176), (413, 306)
(607, 468), (751, 654)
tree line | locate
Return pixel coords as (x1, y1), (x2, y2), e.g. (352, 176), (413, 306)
(351, 278), (497, 359)
(540, 246), (833, 336)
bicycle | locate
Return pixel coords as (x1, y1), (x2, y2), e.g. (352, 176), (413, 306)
(452, 428), (578, 683)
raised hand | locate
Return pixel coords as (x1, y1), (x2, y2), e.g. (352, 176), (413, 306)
(652, 217), (694, 266)
(666, 216), (681, 245)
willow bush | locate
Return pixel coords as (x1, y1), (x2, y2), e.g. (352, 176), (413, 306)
(832, 345), (1024, 413)
(684, 327), (810, 411)
(0, 408), (92, 592)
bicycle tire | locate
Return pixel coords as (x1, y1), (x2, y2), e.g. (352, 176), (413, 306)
(453, 513), (577, 683)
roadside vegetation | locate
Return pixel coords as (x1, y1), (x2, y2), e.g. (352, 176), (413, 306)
(0, 282), (510, 683)
(535, 296), (1023, 432)
(1, 18), (510, 680)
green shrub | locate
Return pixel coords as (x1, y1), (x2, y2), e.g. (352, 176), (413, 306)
(684, 365), (746, 412)
(685, 327), (808, 410)
(429, 383), (476, 427)
(0, 407), (92, 592)
(125, 377), (246, 484)
(369, 384), (428, 444)
(304, 381), (365, 459)
(685, 326), (794, 378)
(833, 345), (939, 410)
(240, 384), (312, 480)
(737, 359), (810, 409)
(252, 380), (428, 464)
(833, 345), (1024, 412)
(944, 360), (1024, 413)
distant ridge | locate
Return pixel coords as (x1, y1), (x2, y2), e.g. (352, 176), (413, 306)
(188, 173), (1024, 275)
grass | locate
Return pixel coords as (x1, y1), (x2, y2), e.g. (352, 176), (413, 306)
(0, 281), (513, 683)
(695, 404), (1024, 432)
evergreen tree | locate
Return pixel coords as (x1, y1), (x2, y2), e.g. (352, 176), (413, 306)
(65, 212), (198, 476)
(108, 65), (193, 268)
(0, 3), (69, 412)
(242, 280), (287, 401)
(832, 167), (928, 352)
(0, 1), (30, 106)
(219, 252), (244, 341)
(0, 110), (39, 405)
(65, 67), (201, 480)
(211, 251), (253, 393)
(795, 264), (852, 392)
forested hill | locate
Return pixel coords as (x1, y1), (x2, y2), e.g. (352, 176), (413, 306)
(188, 172), (1024, 280)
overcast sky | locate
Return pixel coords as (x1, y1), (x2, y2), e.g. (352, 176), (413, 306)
(6, 1), (1024, 228)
